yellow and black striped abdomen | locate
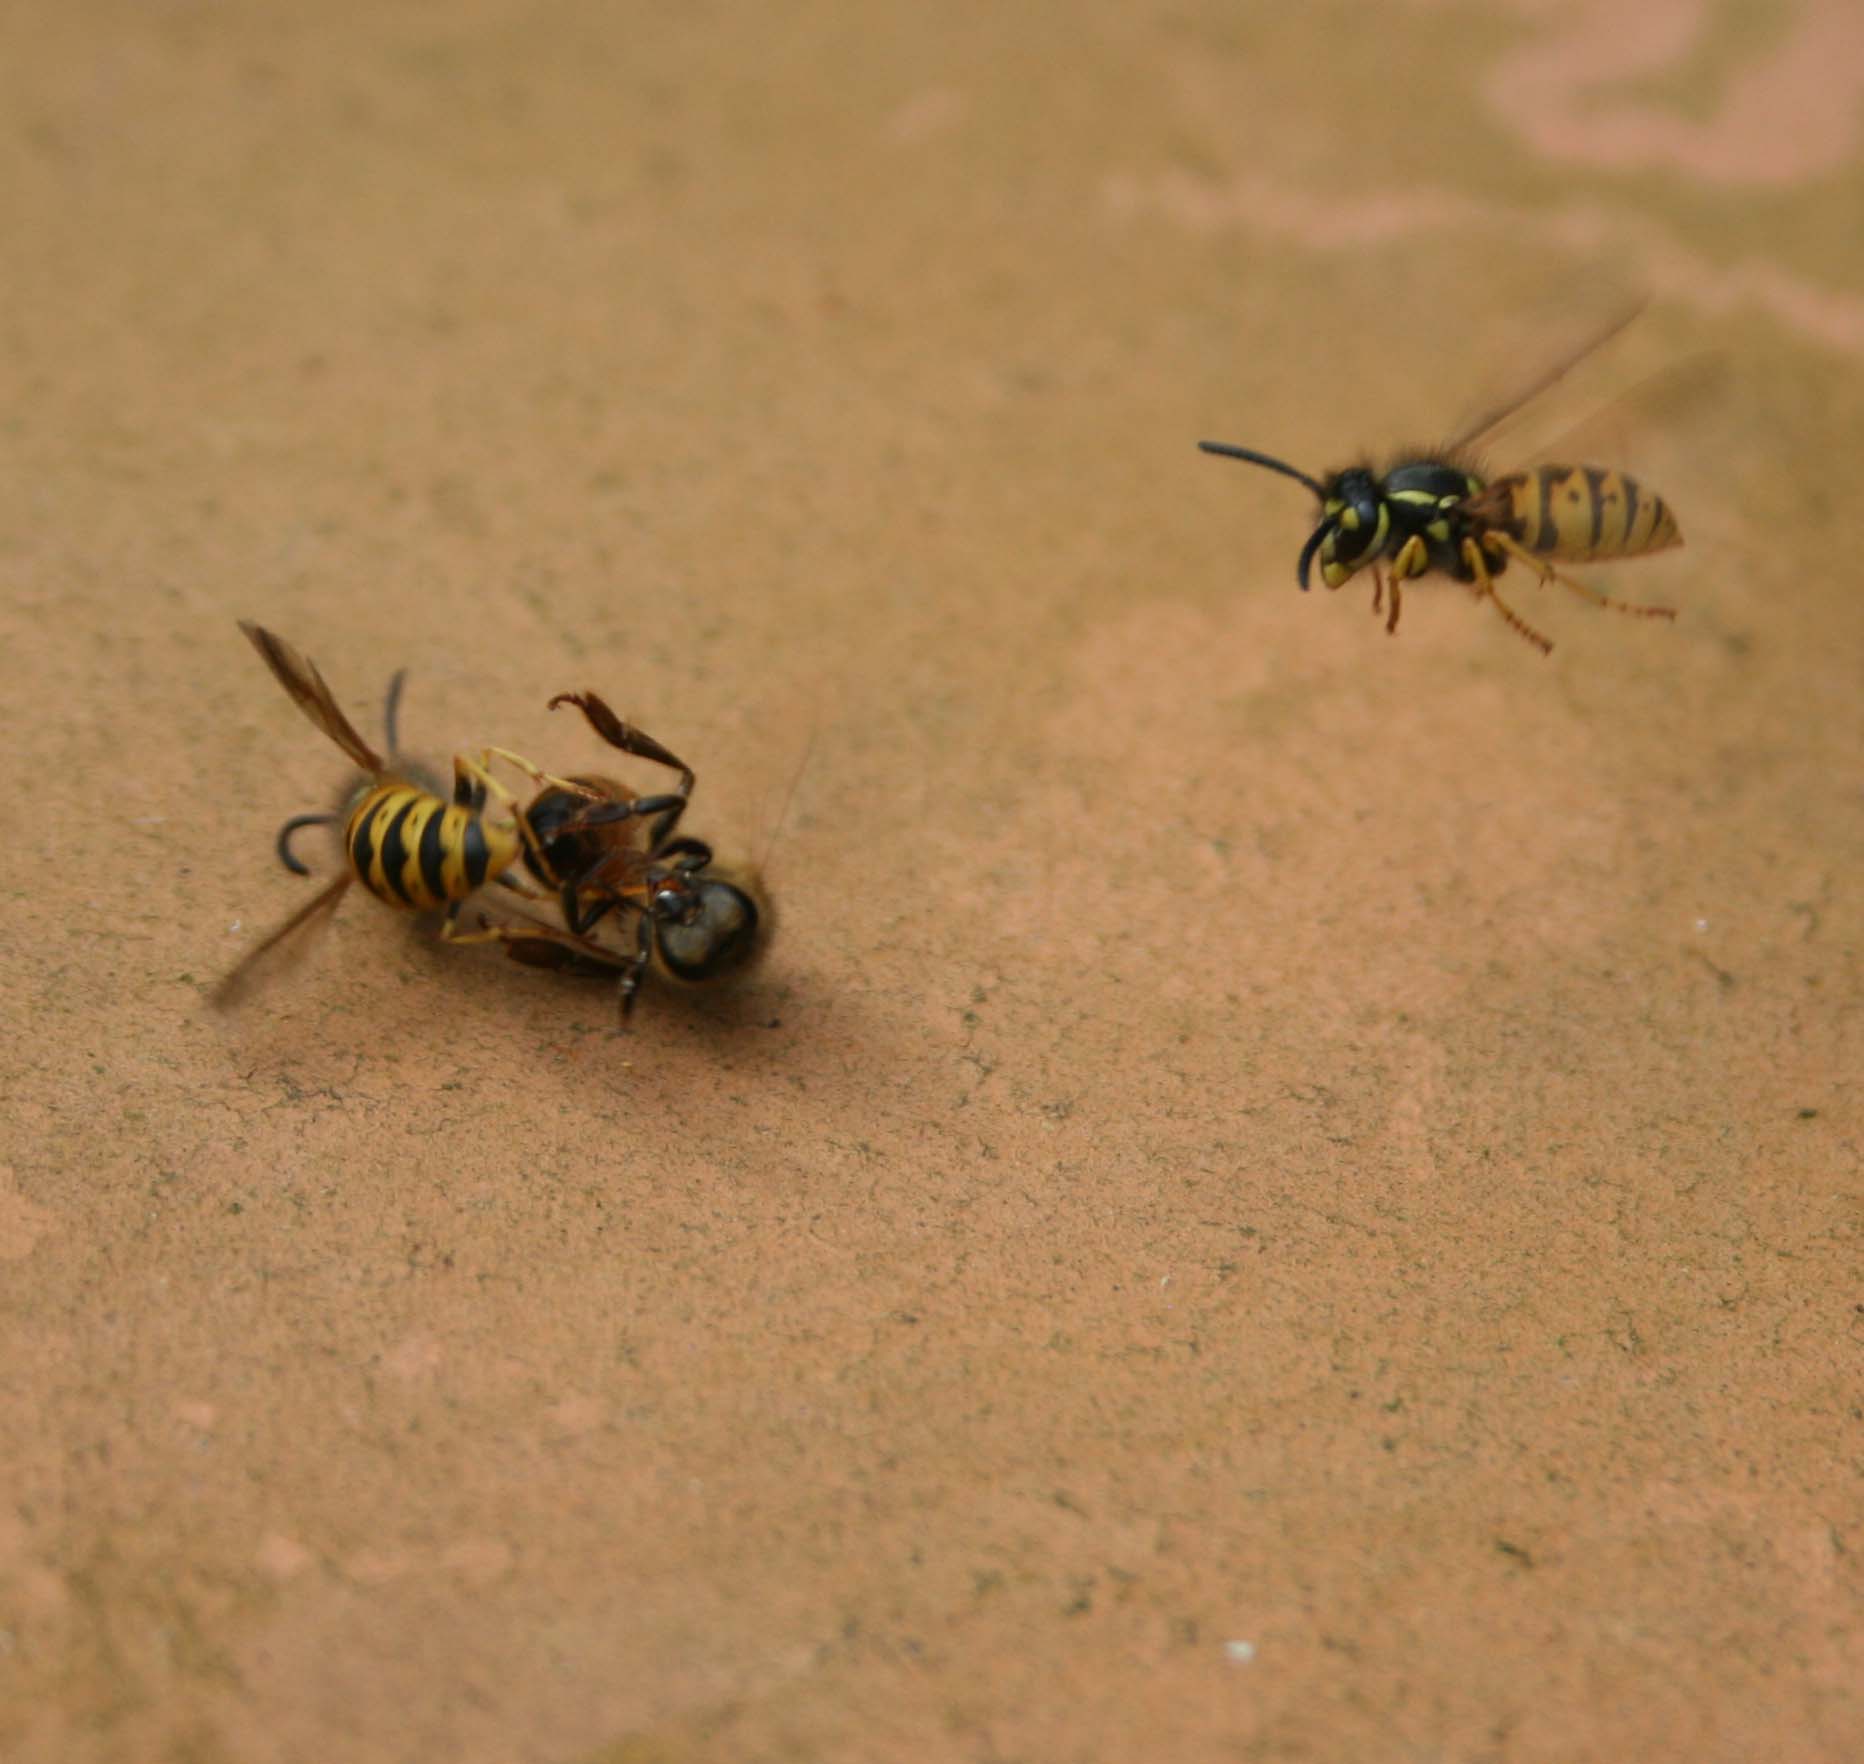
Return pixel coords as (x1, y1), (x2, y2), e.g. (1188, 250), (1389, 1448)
(1488, 465), (1681, 562)
(344, 784), (521, 911)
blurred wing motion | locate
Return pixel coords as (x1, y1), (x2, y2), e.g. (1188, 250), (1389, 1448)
(1510, 353), (1725, 476)
(1449, 299), (1647, 457)
(210, 875), (352, 1010)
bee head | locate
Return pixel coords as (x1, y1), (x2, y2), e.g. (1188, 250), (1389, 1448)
(648, 860), (768, 984)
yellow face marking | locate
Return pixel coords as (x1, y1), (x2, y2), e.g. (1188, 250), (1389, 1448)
(1338, 506), (1361, 532)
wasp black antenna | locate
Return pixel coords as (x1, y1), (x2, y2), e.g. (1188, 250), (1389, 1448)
(1198, 441), (1328, 500)
(1295, 520), (1335, 592)
(381, 667), (409, 764)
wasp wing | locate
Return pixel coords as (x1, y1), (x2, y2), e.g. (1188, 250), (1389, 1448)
(239, 622), (387, 774)
(1448, 299), (1647, 457)
(1505, 354), (1724, 476)
(210, 874), (352, 1010)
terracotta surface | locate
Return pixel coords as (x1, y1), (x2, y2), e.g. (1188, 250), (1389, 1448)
(4, 4), (1861, 1760)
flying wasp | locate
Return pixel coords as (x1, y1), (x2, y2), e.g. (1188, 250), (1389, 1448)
(213, 622), (598, 1006)
(482, 690), (770, 1022)
(1198, 314), (1685, 655)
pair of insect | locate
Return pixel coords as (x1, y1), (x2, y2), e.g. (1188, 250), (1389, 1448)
(212, 622), (767, 1021)
(1200, 313), (1684, 654)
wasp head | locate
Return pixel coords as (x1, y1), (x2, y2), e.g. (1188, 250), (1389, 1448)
(1306, 467), (1390, 590)
(1200, 440), (1388, 593)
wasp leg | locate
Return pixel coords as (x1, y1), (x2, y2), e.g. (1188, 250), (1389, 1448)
(1383, 536), (1431, 636)
(1370, 566), (1385, 619)
(275, 812), (340, 875)
(1460, 538), (1554, 655)
(454, 908), (597, 954)
(451, 751), (588, 886)
(494, 872), (555, 899)
(1483, 531), (1677, 622)
(436, 897), (502, 942)
(479, 746), (598, 800)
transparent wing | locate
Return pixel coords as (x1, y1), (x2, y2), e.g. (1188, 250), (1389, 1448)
(1449, 299), (1647, 456)
(210, 875), (352, 1010)
(1510, 353), (1726, 472)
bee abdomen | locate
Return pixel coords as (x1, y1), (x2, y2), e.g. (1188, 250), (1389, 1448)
(1493, 466), (1682, 561)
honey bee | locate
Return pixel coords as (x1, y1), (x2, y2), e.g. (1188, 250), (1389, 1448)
(483, 691), (770, 1021)
(1199, 314), (1684, 654)
(214, 623), (595, 1006)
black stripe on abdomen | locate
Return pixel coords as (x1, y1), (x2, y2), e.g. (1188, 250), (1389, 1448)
(1584, 468), (1607, 552)
(463, 815), (491, 890)
(1534, 470), (1558, 551)
(349, 797), (381, 887)
(418, 805), (451, 904)
(376, 798), (420, 905)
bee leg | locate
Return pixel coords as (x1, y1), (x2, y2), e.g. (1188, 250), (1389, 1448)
(561, 882), (621, 938)
(452, 751), (588, 886)
(561, 790), (691, 852)
(1484, 531), (1677, 622)
(1460, 538), (1553, 655)
(615, 913), (654, 1024)
(547, 693), (698, 800)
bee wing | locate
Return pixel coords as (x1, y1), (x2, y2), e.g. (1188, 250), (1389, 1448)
(210, 874), (352, 1010)
(239, 622), (387, 774)
(578, 841), (658, 901)
(1448, 299), (1647, 457)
